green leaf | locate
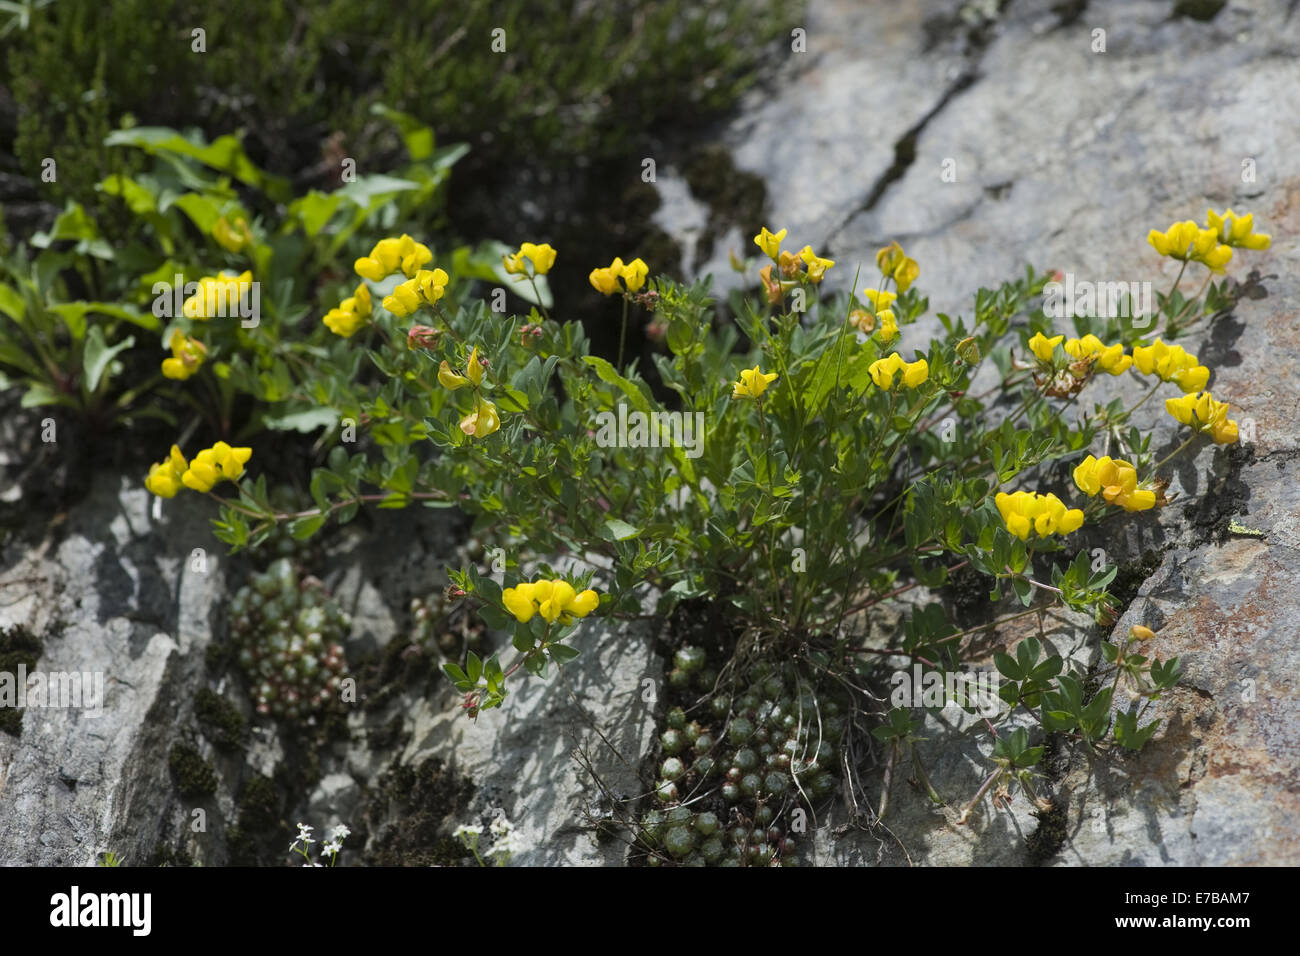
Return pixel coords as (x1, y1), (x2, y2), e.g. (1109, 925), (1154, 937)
(602, 518), (641, 541)
(262, 407), (340, 433)
(289, 515), (328, 540)
(370, 103), (435, 160)
(466, 651), (483, 685)
(81, 326), (134, 393)
(548, 644), (581, 663)
(105, 127), (291, 201)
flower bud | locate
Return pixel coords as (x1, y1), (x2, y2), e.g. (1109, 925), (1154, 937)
(407, 325), (440, 350)
(956, 336), (981, 365)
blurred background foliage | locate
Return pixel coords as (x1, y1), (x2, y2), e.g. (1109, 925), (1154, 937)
(1, 0), (796, 258)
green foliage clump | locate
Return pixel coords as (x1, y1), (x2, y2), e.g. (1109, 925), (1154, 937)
(167, 741), (218, 798)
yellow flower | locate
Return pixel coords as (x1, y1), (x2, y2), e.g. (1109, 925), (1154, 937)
(1131, 338), (1209, 393)
(620, 257), (649, 292)
(503, 251), (527, 275)
(891, 255), (919, 293)
(869, 353), (928, 390)
(213, 216), (252, 253)
(1165, 391), (1239, 444)
(1130, 625), (1157, 641)
(1063, 334), (1132, 375)
(438, 346), (486, 391)
(732, 365), (778, 401)
(458, 395), (501, 439)
(182, 271), (253, 320)
(798, 246), (835, 283)
(754, 226), (787, 260)
(382, 280), (422, 318)
(876, 310), (898, 343)
(398, 235), (433, 278)
(1027, 332), (1064, 362)
(1072, 455), (1156, 512)
(161, 330), (207, 380)
(502, 578), (600, 625)
(995, 490), (1085, 540)
(589, 258), (624, 296)
(181, 441), (252, 493)
(1206, 209), (1270, 250)
(521, 242), (557, 275)
(415, 267), (449, 305)
(860, 288), (897, 313)
(354, 237), (405, 281)
(1147, 220), (1232, 272)
(876, 242), (906, 275)
(144, 444), (189, 498)
(343, 283), (372, 318)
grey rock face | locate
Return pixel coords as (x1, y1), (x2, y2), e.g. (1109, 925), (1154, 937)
(657, 0), (1300, 865)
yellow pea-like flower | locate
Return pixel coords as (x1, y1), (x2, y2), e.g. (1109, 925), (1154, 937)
(1148, 220), (1232, 272)
(891, 255), (919, 293)
(876, 241), (906, 275)
(754, 226), (787, 260)
(182, 270), (253, 320)
(1131, 338), (1209, 393)
(161, 330), (207, 380)
(798, 245), (835, 283)
(382, 280), (422, 318)
(213, 216), (252, 253)
(869, 353), (928, 389)
(995, 491), (1084, 540)
(458, 396), (500, 439)
(589, 258), (624, 296)
(520, 242), (557, 275)
(731, 365), (778, 400)
(860, 288), (897, 313)
(876, 310), (899, 343)
(181, 441), (252, 493)
(1063, 334), (1132, 375)
(1027, 332), (1064, 362)
(399, 238), (433, 279)
(415, 267), (449, 305)
(620, 257), (649, 292)
(144, 444), (189, 498)
(501, 578), (601, 625)
(1072, 455), (1156, 512)
(1206, 209), (1270, 250)
(1165, 391), (1239, 445)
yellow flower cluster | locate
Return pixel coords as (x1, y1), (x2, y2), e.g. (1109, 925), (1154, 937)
(182, 270), (253, 320)
(1132, 339), (1209, 393)
(502, 578), (600, 625)
(438, 346), (500, 438)
(732, 366), (778, 401)
(876, 241), (918, 293)
(1063, 334), (1132, 374)
(161, 330), (207, 381)
(1073, 455), (1156, 512)
(322, 283), (373, 338)
(995, 491), (1084, 540)
(752, 227), (835, 285)
(503, 242), (557, 277)
(857, 288), (899, 342)
(383, 268), (449, 319)
(589, 257), (649, 295)
(354, 234), (433, 282)
(1206, 208), (1270, 250)
(1147, 221), (1232, 272)
(1165, 391), (1239, 445)
(869, 353), (928, 389)
(144, 442), (252, 498)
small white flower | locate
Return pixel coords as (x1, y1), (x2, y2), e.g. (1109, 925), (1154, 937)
(329, 824), (351, 843)
(453, 824), (483, 839)
(489, 815), (513, 838)
(322, 840), (342, 856)
(302, 862), (323, 867)
(295, 822), (315, 845)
